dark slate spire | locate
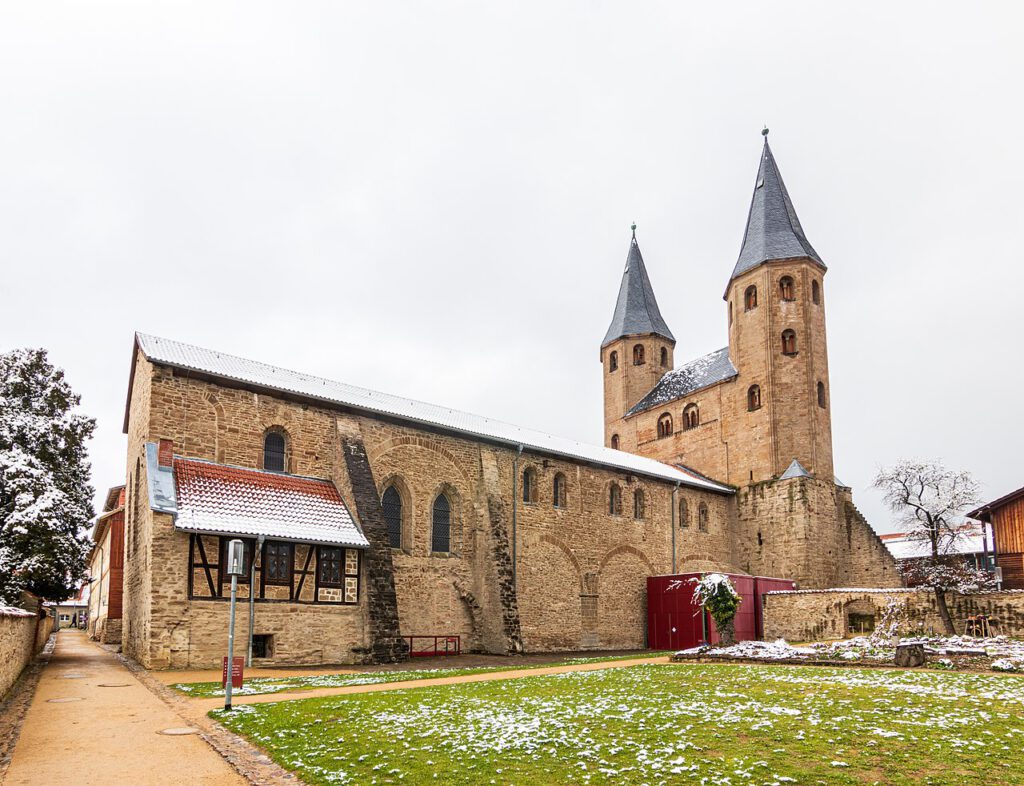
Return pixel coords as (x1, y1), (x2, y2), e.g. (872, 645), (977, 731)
(602, 227), (675, 347)
(731, 134), (824, 280)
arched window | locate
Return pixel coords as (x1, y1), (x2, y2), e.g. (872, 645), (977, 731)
(633, 344), (645, 365)
(781, 329), (797, 355)
(812, 279), (821, 305)
(633, 489), (645, 519)
(609, 351), (618, 373)
(729, 301), (733, 326)
(609, 483), (622, 516)
(553, 473), (567, 509)
(431, 494), (451, 553)
(381, 486), (403, 549)
(657, 413), (673, 439)
(678, 497), (689, 528)
(263, 431), (286, 472)
(779, 276), (795, 301)
(683, 403), (699, 430)
(610, 434), (620, 450)
(744, 285), (758, 311)
(660, 347), (669, 367)
(747, 385), (761, 411)
(698, 503), (709, 533)
(817, 381), (827, 408)
(522, 467), (538, 503)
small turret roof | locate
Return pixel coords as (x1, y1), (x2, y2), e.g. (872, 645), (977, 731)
(602, 231), (675, 348)
(779, 458), (812, 480)
(731, 136), (824, 281)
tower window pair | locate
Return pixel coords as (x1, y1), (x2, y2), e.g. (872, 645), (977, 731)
(779, 276), (795, 301)
(747, 385), (761, 411)
(744, 285), (758, 311)
(633, 344), (645, 365)
(657, 413), (673, 438)
(683, 404), (699, 430)
(781, 329), (798, 355)
(609, 351), (618, 373)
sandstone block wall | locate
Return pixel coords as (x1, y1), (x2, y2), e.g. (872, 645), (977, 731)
(763, 588), (1024, 641)
(0, 608), (42, 699)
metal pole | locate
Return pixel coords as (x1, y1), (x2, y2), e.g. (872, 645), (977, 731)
(246, 536), (264, 667)
(225, 573), (238, 711)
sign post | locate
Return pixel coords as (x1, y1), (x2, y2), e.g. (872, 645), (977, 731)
(224, 538), (245, 711)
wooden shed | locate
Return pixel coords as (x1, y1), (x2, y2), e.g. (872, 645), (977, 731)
(968, 485), (1024, 589)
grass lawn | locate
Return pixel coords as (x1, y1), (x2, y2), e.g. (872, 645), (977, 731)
(213, 663), (1024, 785)
(174, 652), (670, 698)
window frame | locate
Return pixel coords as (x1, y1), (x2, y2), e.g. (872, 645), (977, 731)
(747, 384), (761, 411)
(263, 430), (287, 473)
(609, 351), (618, 372)
(431, 493), (452, 554)
(633, 343), (645, 365)
(781, 329), (798, 356)
(381, 485), (403, 550)
(609, 483), (622, 516)
(683, 403), (700, 431)
(262, 541), (293, 586)
(633, 488), (645, 520)
(698, 503), (709, 533)
(553, 473), (567, 509)
(657, 412), (673, 439)
(779, 276), (795, 301)
(317, 545), (344, 588)
(744, 285), (758, 311)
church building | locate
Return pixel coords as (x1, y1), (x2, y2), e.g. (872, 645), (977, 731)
(117, 135), (898, 669)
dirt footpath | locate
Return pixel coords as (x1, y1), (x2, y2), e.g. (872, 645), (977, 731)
(4, 629), (246, 786)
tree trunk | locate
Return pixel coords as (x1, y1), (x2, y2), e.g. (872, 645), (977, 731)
(718, 618), (736, 646)
(934, 587), (955, 635)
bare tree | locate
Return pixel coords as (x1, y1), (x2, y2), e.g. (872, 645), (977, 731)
(874, 460), (984, 635)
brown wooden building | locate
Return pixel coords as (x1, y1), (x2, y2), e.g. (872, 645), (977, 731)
(968, 486), (1024, 589)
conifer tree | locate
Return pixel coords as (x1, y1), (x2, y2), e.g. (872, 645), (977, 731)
(0, 348), (95, 605)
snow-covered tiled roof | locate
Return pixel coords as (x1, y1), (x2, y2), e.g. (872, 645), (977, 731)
(173, 457), (369, 547)
(880, 525), (989, 561)
(130, 333), (733, 495)
(626, 347), (738, 417)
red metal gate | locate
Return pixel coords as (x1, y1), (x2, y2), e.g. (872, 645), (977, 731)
(405, 635), (461, 657)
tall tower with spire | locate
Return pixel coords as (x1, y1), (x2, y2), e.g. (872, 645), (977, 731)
(725, 132), (833, 482)
(601, 227), (675, 451)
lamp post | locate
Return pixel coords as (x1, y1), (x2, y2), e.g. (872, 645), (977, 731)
(224, 538), (245, 711)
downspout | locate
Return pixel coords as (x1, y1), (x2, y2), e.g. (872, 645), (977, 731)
(511, 445), (524, 589)
(671, 482), (681, 574)
(246, 534), (264, 666)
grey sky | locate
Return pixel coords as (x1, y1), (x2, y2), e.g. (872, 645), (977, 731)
(2, 2), (1022, 534)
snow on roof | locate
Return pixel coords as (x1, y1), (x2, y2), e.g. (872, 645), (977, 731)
(130, 333), (733, 495)
(173, 457), (369, 548)
(625, 348), (738, 417)
(0, 605), (36, 617)
(881, 524), (989, 561)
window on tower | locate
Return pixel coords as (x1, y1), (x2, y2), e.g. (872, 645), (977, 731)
(781, 329), (798, 355)
(817, 381), (827, 408)
(657, 413), (673, 438)
(683, 403), (699, 430)
(779, 276), (795, 301)
(747, 385), (761, 411)
(812, 279), (821, 305)
(633, 344), (645, 365)
(744, 285), (758, 311)
(610, 434), (620, 450)
(660, 347), (669, 367)
(609, 351), (618, 372)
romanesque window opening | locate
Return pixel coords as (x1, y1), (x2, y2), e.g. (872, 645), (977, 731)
(523, 467), (538, 503)
(633, 344), (645, 365)
(609, 483), (622, 516)
(747, 385), (761, 411)
(553, 473), (567, 509)
(610, 434), (620, 450)
(744, 285), (757, 311)
(817, 380), (826, 408)
(431, 494), (451, 553)
(698, 503), (709, 532)
(633, 489), (645, 520)
(382, 486), (403, 549)
(657, 413), (673, 438)
(683, 403), (699, 430)
(318, 546), (343, 587)
(263, 431), (286, 472)
(781, 329), (797, 355)
(812, 279), (821, 305)
(609, 351), (618, 372)
(757, 531), (763, 547)
(660, 347), (669, 367)
(263, 541), (293, 585)
(678, 497), (689, 528)
(779, 276), (795, 301)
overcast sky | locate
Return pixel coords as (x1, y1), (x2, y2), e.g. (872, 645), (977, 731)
(2, 2), (1022, 534)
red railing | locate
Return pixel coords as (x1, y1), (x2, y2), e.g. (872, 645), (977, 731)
(405, 635), (461, 657)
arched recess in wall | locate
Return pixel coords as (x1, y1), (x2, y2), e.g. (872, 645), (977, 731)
(517, 534), (584, 651)
(596, 544), (656, 649)
(201, 390), (227, 464)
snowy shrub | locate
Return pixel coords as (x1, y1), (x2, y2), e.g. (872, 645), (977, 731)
(690, 573), (741, 645)
(934, 659), (955, 670)
(990, 659), (1019, 673)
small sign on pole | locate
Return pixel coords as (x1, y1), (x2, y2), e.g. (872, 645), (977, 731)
(222, 656), (244, 689)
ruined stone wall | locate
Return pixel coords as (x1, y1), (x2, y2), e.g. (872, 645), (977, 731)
(764, 588), (1024, 642)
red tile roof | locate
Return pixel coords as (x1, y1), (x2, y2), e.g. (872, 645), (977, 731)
(172, 458), (368, 547)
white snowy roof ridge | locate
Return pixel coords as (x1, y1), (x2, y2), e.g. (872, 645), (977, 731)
(130, 333), (733, 494)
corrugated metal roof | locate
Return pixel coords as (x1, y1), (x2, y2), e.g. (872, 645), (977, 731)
(731, 138), (824, 281)
(173, 457), (369, 547)
(881, 524), (988, 561)
(602, 234), (675, 347)
(133, 333), (732, 494)
(626, 348), (738, 417)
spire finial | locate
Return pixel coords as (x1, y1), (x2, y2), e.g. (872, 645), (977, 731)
(761, 126), (769, 137)
(630, 222), (637, 239)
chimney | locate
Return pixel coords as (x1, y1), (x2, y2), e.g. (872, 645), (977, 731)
(157, 439), (174, 469)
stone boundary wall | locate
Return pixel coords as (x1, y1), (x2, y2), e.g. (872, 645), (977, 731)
(0, 606), (44, 700)
(763, 588), (1024, 642)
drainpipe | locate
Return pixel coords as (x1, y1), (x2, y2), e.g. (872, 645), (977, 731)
(671, 482), (681, 574)
(246, 534), (264, 666)
(511, 445), (524, 589)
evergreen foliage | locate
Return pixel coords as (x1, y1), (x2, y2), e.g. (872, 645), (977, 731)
(690, 573), (742, 645)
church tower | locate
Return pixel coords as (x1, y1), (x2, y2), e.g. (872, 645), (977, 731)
(725, 132), (834, 482)
(601, 227), (675, 451)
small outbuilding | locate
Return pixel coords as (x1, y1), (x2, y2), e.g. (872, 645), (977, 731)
(968, 485), (1024, 589)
